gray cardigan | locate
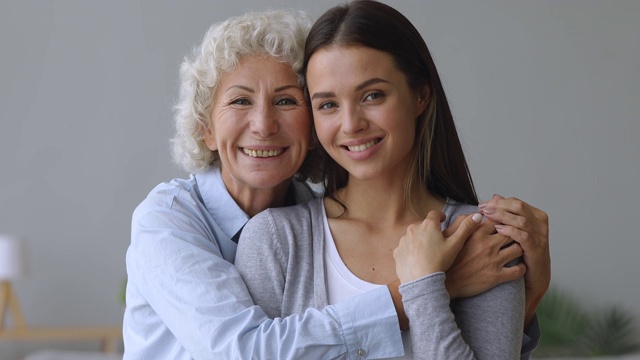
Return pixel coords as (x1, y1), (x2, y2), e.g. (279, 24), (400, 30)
(236, 198), (525, 359)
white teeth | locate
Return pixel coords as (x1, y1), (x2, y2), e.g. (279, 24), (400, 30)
(243, 148), (284, 158)
(347, 140), (379, 152)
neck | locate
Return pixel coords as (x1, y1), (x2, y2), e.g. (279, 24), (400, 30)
(223, 177), (292, 217)
(328, 174), (442, 227)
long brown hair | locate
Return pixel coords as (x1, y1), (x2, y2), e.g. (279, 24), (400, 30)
(302, 0), (478, 207)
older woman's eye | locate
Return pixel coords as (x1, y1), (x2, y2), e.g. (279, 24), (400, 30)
(230, 98), (251, 105)
(275, 98), (298, 106)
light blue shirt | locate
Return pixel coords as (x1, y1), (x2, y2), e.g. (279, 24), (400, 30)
(123, 167), (404, 359)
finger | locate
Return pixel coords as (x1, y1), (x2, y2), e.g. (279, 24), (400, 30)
(476, 218), (500, 235)
(484, 208), (530, 233)
(498, 241), (524, 267)
(443, 213), (489, 237)
(478, 195), (521, 215)
(423, 210), (446, 228)
(483, 194), (545, 221)
(443, 215), (464, 237)
(447, 213), (482, 251)
(497, 262), (526, 283)
(495, 224), (533, 250)
(409, 211), (443, 236)
(426, 210), (446, 222)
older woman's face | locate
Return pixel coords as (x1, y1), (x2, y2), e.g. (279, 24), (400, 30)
(204, 54), (310, 193)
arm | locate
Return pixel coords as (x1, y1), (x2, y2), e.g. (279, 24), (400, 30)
(126, 207), (405, 360)
(400, 274), (524, 359)
(443, 211), (542, 359)
(235, 208), (404, 359)
(478, 194), (550, 331)
(394, 212), (523, 359)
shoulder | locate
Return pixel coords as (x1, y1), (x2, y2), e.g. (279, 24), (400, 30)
(134, 176), (198, 215)
(245, 198), (323, 235)
(442, 198), (478, 228)
(240, 199), (324, 258)
(131, 175), (213, 237)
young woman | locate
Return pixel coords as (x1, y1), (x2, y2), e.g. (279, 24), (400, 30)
(235, 1), (535, 358)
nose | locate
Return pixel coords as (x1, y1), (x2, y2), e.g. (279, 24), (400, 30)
(250, 104), (278, 137)
(340, 106), (367, 134)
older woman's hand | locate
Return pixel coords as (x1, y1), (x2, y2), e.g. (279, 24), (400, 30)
(444, 218), (526, 299)
(479, 194), (550, 330)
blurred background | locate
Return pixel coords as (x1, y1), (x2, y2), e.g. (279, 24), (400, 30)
(1, 0), (638, 359)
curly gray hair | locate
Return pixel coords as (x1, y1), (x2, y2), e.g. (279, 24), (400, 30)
(171, 10), (312, 173)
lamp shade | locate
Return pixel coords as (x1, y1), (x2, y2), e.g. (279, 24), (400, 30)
(0, 235), (27, 280)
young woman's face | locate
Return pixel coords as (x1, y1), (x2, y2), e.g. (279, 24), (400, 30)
(204, 54), (310, 192)
(306, 46), (426, 182)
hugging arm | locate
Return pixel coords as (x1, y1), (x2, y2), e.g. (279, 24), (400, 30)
(479, 194), (550, 331)
(395, 212), (525, 359)
(126, 207), (403, 360)
(235, 207), (405, 359)
(444, 199), (547, 358)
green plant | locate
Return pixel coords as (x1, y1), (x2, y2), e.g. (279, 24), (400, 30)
(535, 286), (640, 358)
(581, 306), (640, 356)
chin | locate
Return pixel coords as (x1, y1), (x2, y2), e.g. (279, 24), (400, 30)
(248, 172), (295, 190)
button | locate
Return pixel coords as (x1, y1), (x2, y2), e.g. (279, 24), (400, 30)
(358, 348), (366, 357)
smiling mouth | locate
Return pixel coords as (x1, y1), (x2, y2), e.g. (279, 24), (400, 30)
(242, 147), (286, 158)
(346, 139), (381, 152)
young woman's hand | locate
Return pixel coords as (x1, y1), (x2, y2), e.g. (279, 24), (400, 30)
(479, 194), (550, 329)
(393, 211), (482, 284)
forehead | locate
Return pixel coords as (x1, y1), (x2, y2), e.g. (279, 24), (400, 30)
(219, 54), (299, 87)
(306, 46), (405, 89)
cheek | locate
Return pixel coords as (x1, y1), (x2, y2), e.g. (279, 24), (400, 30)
(313, 121), (332, 149)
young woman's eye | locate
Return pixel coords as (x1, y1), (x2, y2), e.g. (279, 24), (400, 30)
(318, 102), (337, 110)
(364, 92), (384, 102)
(275, 98), (297, 106)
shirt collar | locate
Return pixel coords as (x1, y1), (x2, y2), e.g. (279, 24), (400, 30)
(195, 167), (249, 240)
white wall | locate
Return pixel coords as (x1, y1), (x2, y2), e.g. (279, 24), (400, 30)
(1, 0), (638, 356)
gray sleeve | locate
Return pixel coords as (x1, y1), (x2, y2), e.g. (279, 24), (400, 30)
(452, 277), (525, 359)
(235, 210), (286, 319)
(235, 206), (407, 359)
(400, 272), (524, 360)
(520, 314), (541, 360)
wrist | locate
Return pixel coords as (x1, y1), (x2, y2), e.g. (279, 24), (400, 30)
(444, 276), (459, 299)
(524, 291), (545, 330)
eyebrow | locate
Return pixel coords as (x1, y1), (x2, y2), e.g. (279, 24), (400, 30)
(310, 77), (390, 101)
(225, 84), (301, 93)
(356, 78), (390, 91)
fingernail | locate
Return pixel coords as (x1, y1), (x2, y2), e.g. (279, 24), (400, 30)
(495, 224), (504, 231)
(478, 202), (487, 210)
(472, 213), (483, 223)
(483, 207), (495, 215)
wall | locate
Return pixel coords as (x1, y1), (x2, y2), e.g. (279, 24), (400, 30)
(1, 0), (638, 356)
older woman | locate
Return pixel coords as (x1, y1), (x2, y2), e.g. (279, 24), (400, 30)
(124, 8), (548, 360)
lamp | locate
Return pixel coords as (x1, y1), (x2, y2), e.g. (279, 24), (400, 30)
(0, 234), (27, 331)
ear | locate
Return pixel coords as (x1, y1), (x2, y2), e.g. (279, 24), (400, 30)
(202, 124), (218, 151)
(415, 85), (430, 116)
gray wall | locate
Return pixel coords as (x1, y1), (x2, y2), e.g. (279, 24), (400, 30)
(1, 0), (638, 355)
